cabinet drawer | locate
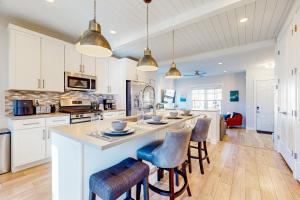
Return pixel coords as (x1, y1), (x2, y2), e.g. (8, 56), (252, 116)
(12, 118), (45, 130)
(46, 116), (70, 127)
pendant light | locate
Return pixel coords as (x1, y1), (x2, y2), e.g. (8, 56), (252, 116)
(75, 0), (112, 58)
(137, 0), (158, 71)
(165, 30), (182, 79)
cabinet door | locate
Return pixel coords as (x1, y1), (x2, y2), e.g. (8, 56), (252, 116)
(109, 57), (121, 94)
(41, 38), (65, 92)
(96, 58), (109, 93)
(82, 55), (96, 75)
(13, 128), (46, 167)
(9, 30), (41, 90)
(65, 44), (82, 73)
(122, 58), (138, 81)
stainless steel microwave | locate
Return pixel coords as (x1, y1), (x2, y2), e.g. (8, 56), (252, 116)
(65, 72), (96, 92)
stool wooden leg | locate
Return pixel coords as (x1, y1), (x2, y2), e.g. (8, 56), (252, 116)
(143, 177), (149, 200)
(89, 191), (96, 200)
(136, 181), (142, 200)
(169, 168), (175, 200)
(182, 162), (192, 196)
(187, 145), (192, 173)
(204, 141), (210, 164)
(175, 167), (179, 186)
(198, 142), (204, 174)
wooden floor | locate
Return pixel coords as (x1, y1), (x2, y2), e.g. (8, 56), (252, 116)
(0, 128), (299, 200)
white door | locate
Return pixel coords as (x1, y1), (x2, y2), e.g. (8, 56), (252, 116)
(41, 38), (65, 92)
(82, 55), (96, 75)
(13, 128), (46, 166)
(65, 44), (82, 73)
(256, 80), (275, 132)
(10, 30), (41, 90)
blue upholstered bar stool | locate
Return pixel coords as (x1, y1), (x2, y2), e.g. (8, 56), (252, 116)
(89, 157), (149, 200)
(187, 118), (211, 174)
(137, 128), (192, 200)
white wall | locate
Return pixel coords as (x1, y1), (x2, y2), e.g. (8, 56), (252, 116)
(0, 20), (8, 128)
(246, 68), (275, 130)
(174, 72), (246, 126)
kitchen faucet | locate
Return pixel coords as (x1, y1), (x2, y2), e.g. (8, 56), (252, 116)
(141, 84), (156, 116)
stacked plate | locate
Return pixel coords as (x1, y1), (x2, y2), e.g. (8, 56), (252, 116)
(103, 128), (135, 136)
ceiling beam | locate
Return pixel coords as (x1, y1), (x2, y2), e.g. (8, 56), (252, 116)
(158, 39), (275, 67)
(112, 0), (255, 50)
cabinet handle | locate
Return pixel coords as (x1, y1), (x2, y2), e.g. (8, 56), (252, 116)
(38, 79), (41, 89)
(52, 119), (66, 123)
(48, 130), (51, 139)
(43, 129), (46, 140)
(23, 122), (40, 126)
(42, 79), (45, 89)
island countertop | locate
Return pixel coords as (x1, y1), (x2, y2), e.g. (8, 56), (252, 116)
(50, 114), (201, 150)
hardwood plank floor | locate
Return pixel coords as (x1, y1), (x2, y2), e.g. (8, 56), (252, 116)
(0, 128), (299, 200)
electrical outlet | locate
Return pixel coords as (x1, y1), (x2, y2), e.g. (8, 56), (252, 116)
(34, 99), (40, 106)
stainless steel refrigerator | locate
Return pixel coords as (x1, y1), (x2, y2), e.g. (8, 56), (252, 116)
(126, 80), (154, 116)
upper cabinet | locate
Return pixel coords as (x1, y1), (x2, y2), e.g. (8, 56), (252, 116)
(9, 29), (41, 91)
(65, 44), (96, 75)
(95, 57), (121, 94)
(8, 26), (65, 92)
(41, 37), (65, 92)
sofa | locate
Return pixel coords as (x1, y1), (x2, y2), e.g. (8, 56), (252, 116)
(224, 112), (243, 127)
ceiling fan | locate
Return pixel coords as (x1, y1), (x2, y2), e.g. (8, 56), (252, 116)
(182, 70), (207, 78)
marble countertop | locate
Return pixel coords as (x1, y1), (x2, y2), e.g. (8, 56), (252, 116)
(50, 114), (200, 150)
(7, 112), (70, 120)
(102, 109), (125, 113)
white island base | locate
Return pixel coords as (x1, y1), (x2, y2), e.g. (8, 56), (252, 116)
(51, 114), (213, 200)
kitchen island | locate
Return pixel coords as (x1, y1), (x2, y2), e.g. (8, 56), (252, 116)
(50, 114), (201, 200)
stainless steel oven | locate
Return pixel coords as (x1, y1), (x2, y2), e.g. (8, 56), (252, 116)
(65, 72), (96, 92)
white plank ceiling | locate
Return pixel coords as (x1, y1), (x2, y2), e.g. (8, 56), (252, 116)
(0, 0), (295, 74)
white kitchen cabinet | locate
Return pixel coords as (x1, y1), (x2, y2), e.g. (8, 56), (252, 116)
(95, 57), (121, 94)
(9, 29), (41, 90)
(8, 115), (70, 172)
(41, 37), (65, 92)
(65, 43), (96, 75)
(13, 128), (46, 167)
(82, 55), (96, 75)
(8, 24), (65, 92)
(45, 116), (70, 158)
(65, 44), (82, 73)
(109, 57), (121, 94)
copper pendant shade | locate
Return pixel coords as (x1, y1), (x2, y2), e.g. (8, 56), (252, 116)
(137, 0), (158, 71)
(165, 30), (182, 79)
(76, 0), (112, 58)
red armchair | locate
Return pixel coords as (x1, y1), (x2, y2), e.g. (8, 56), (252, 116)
(225, 113), (243, 127)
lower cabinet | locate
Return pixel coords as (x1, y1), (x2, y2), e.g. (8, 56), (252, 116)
(9, 115), (70, 172)
(13, 127), (46, 167)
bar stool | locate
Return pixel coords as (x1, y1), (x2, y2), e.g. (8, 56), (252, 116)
(187, 118), (211, 174)
(89, 157), (149, 200)
(137, 128), (192, 200)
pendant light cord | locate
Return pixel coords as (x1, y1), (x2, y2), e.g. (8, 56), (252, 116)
(94, 0), (96, 21)
(146, 4), (149, 48)
(172, 30), (175, 64)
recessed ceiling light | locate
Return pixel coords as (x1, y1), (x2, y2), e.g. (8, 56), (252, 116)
(45, 0), (55, 3)
(224, 70), (227, 73)
(110, 30), (117, 35)
(240, 18), (248, 23)
(218, 62), (223, 65)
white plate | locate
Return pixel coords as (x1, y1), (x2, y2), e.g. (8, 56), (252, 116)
(103, 128), (135, 136)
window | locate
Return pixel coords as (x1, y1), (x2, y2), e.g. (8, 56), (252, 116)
(192, 87), (222, 111)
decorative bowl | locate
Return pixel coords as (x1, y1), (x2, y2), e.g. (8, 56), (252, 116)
(111, 120), (127, 131)
(169, 111), (179, 117)
(152, 115), (163, 123)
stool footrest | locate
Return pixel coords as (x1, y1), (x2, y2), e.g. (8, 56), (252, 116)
(149, 169), (189, 198)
